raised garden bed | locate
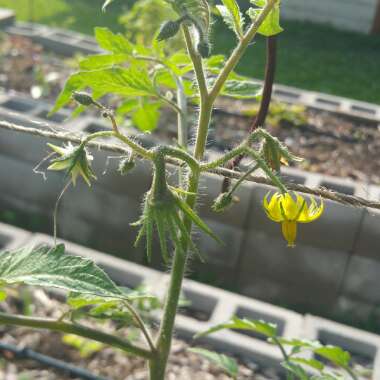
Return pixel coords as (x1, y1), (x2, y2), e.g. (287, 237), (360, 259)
(0, 28), (380, 341)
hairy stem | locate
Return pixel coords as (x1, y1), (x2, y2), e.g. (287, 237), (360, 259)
(0, 312), (153, 359)
(222, 36), (277, 192)
(149, 25), (212, 380)
(209, 0), (278, 103)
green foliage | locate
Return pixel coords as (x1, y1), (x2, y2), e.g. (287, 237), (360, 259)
(62, 334), (104, 358)
(0, 244), (125, 299)
(216, 0), (244, 38)
(189, 348), (239, 379)
(248, 0), (283, 37)
(195, 316), (277, 339)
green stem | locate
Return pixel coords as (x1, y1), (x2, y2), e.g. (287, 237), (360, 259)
(209, 0), (278, 103)
(0, 312), (153, 359)
(344, 366), (359, 380)
(149, 25), (212, 380)
(271, 337), (294, 380)
(176, 76), (188, 150)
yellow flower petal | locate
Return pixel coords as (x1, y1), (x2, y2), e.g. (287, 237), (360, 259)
(263, 192), (283, 222)
(280, 193), (299, 220)
(281, 220), (297, 247)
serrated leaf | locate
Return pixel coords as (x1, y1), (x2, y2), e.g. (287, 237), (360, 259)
(217, 0), (244, 38)
(314, 346), (351, 369)
(291, 357), (324, 371)
(0, 244), (123, 298)
(189, 348), (238, 378)
(51, 67), (157, 114)
(196, 316), (277, 339)
(274, 338), (321, 349)
(132, 102), (161, 132)
(95, 27), (134, 54)
(79, 54), (129, 70)
(248, 0), (283, 37)
(208, 78), (262, 99)
(282, 362), (309, 380)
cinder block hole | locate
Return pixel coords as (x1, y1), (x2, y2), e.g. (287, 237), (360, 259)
(37, 109), (67, 123)
(316, 329), (376, 369)
(234, 307), (285, 341)
(1, 99), (36, 112)
(351, 105), (376, 115)
(280, 174), (306, 185)
(315, 98), (340, 107)
(178, 288), (217, 322)
(79, 39), (99, 48)
(319, 181), (355, 195)
(11, 25), (37, 33)
(99, 266), (144, 289)
(51, 32), (75, 41)
(273, 89), (300, 99)
(85, 123), (110, 134)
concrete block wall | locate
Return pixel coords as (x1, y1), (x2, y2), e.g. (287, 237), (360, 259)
(0, 226), (379, 377)
(0, 91), (379, 322)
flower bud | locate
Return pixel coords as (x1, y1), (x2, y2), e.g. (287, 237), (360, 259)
(47, 143), (96, 186)
(197, 40), (210, 58)
(72, 92), (95, 107)
(118, 156), (136, 175)
(212, 192), (239, 213)
(157, 20), (181, 41)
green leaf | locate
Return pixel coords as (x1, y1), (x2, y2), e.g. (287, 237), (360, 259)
(0, 244), (124, 299)
(281, 362), (309, 380)
(79, 54), (129, 70)
(189, 348), (238, 379)
(208, 78), (262, 99)
(248, 0), (283, 37)
(217, 0), (244, 38)
(0, 289), (7, 301)
(51, 67), (157, 114)
(63, 334), (104, 358)
(314, 346), (351, 369)
(195, 316), (277, 339)
(291, 357), (324, 371)
(94, 27), (134, 54)
(132, 102), (161, 132)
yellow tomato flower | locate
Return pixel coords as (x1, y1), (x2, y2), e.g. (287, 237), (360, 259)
(263, 192), (324, 247)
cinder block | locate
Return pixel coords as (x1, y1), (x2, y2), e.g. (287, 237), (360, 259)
(304, 315), (380, 379)
(58, 181), (146, 263)
(0, 154), (64, 214)
(352, 208), (380, 261)
(0, 8), (15, 28)
(169, 276), (303, 370)
(339, 255), (380, 305)
(0, 106), (63, 164)
(5, 22), (48, 39)
(27, 233), (163, 289)
(0, 222), (31, 251)
(235, 183), (359, 310)
(197, 172), (254, 229)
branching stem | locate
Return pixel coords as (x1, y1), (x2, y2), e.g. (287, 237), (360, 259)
(0, 312), (153, 359)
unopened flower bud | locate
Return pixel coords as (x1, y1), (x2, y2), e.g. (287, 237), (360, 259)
(118, 156), (136, 175)
(197, 40), (210, 58)
(157, 20), (181, 41)
(212, 192), (239, 213)
(72, 92), (95, 107)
